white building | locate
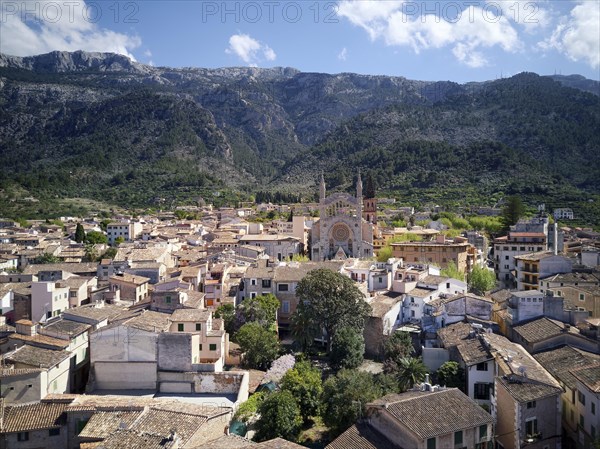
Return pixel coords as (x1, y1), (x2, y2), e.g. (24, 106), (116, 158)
(31, 281), (70, 322)
(554, 208), (574, 220)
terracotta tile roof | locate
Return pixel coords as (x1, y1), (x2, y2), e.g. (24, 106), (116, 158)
(273, 261), (344, 282)
(326, 422), (400, 449)
(41, 318), (91, 337)
(456, 338), (493, 366)
(23, 262), (98, 275)
(8, 332), (70, 349)
(6, 344), (71, 368)
(79, 411), (143, 439)
(1, 402), (68, 432)
(571, 364), (600, 393)
(109, 273), (151, 285)
(170, 309), (211, 322)
(370, 389), (492, 440)
(534, 346), (600, 390)
(369, 292), (403, 318)
(131, 408), (207, 444)
(93, 429), (177, 449)
(254, 438), (306, 448)
(437, 322), (473, 348)
(62, 304), (126, 322)
(195, 435), (254, 449)
(512, 317), (572, 343)
(125, 310), (171, 333)
(496, 375), (562, 402)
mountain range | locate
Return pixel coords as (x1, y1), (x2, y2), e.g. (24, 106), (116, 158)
(0, 51), (599, 222)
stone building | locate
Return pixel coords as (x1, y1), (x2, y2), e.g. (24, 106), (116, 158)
(310, 173), (374, 261)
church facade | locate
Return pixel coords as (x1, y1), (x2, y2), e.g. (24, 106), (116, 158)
(310, 173), (375, 261)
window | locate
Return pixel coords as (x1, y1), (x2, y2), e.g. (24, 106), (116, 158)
(476, 362), (488, 371)
(474, 383), (491, 400)
(251, 279), (256, 286)
(527, 401), (536, 409)
(454, 431), (463, 446)
(177, 323), (184, 332)
(17, 432), (29, 441)
(199, 344), (203, 351)
(427, 438), (436, 449)
(195, 323), (201, 331)
(209, 344), (217, 351)
(578, 391), (586, 405)
(165, 295), (172, 304)
(262, 279), (271, 288)
(446, 282), (450, 289)
(282, 301), (290, 314)
(479, 424), (487, 439)
(592, 425), (596, 439)
(579, 293), (585, 301)
(251, 292), (256, 299)
(505, 255), (509, 260)
(49, 428), (60, 437)
(525, 418), (538, 436)
(592, 402), (596, 415)
(278, 284), (289, 292)
(579, 414), (584, 429)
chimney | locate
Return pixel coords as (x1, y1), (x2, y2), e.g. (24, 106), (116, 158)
(436, 235), (446, 244)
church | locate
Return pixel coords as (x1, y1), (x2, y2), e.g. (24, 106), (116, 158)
(310, 172), (376, 261)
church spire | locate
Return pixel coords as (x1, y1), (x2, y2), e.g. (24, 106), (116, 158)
(319, 172), (326, 201)
(356, 170), (363, 199)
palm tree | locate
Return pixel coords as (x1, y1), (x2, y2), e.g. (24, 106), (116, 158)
(396, 357), (428, 391)
(290, 308), (320, 352)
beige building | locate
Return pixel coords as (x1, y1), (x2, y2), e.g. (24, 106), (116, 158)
(487, 333), (563, 449)
(534, 345), (600, 449)
(358, 388), (493, 449)
(391, 235), (474, 274)
(108, 273), (149, 303)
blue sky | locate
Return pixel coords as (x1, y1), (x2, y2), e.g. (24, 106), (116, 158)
(1, 1), (599, 82)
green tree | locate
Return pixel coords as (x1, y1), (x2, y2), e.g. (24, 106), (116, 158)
(322, 370), (383, 436)
(237, 294), (280, 331)
(33, 253), (61, 264)
(281, 360), (323, 422)
(233, 391), (267, 423)
(468, 265), (497, 295)
(295, 269), (371, 351)
(215, 303), (236, 336)
(236, 322), (280, 370)
(85, 231), (108, 244)
(376, 245), (393, 262)
(329, 327), (365, 370)
(395, 357), (428, 391)
(384, 331), (414, 362)
(435, 361), (464, 389)
(100, 247), (117, 260)
(254, 391), (303, 442)
(74, 223), (85, 243)
(114, 236), (125, 246)
(501, 195), (525, 231)
(99, 219), (111, 232)
(440, 260), (465, 282)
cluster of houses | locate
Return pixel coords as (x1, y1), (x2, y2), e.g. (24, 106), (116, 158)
(0, 178), (599, 448)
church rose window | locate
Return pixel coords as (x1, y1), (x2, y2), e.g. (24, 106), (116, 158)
(332, 223), (350, 241)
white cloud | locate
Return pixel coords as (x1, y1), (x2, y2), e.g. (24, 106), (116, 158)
(225, 34), (276, 66)
(337, 1), (522, 67)
(0, 0), (141, 59)
(338, 47), (348, 61)
(539, 2), (600, 69)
